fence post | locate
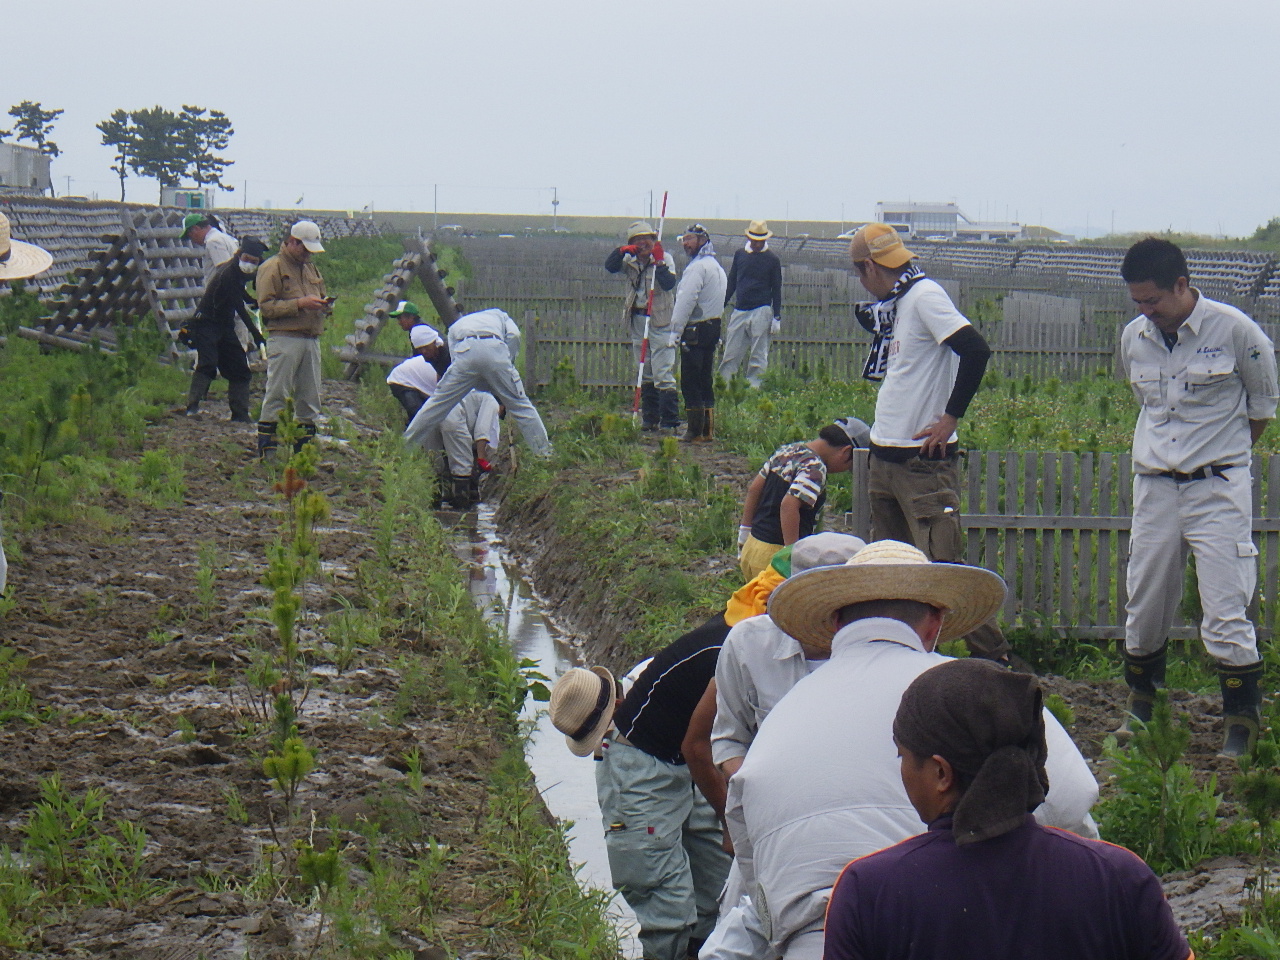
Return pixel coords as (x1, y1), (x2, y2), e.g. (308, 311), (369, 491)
(524, 309), (539, 386)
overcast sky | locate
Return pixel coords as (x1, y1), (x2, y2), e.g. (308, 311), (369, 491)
(9, 0), (1279, 238)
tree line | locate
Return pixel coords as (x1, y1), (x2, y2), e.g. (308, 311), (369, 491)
(1, 100), (233, 202)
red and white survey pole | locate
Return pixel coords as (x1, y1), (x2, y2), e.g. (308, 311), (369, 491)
(632, 190), (669, 423)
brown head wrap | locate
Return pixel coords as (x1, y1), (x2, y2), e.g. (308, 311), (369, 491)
(893, 659), (1049, 846)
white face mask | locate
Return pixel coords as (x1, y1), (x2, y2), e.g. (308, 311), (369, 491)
(239, 260), (258, 275)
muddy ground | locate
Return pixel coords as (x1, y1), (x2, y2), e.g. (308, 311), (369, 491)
(497, 432), (1263, 936)
(0, 381), (507, 959)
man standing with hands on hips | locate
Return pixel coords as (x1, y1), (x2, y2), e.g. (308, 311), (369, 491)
(1117, 237), (1278, 757)
(719, 219), (783, 389)
(848, 222), (1009, 662)
(255, 220), (332, 458)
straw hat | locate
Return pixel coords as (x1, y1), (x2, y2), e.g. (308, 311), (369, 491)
(745, 220), (773, 241)
(767, 540), (1005, 651)
(0, 212), (53, 281)
(549, 666), (617, 757)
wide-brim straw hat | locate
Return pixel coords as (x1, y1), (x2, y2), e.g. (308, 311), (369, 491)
(549, 666), (616, 757)
(746, 219), (773, 240)
(0, 212), (53, 281)
(767, 540), (1006, 652)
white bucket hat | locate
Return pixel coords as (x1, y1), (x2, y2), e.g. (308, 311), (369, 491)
(767, 540), (1006, 651)
(0, 212), (53, 281)
(549, 666), (617, 757)
(409, 324), (443, 349)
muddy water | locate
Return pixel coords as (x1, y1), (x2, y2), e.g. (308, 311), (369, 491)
(454, 505), (640, 954)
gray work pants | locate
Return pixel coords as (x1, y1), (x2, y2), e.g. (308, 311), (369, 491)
(631, 314), (678, 391)
(718, 306), (773, 388)
(261, 334), (321, 424)
(404, 338), (551, 457)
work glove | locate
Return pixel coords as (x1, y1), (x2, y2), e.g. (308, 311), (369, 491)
(668, 332), (680, 349)
(620, 244), (638, 255)
(651, 241), (665, 262)
(477, 458), (492, 473)
(258, 345), (269, 364)
(738, 524), (752, 547)
(770, 317), (781, 335)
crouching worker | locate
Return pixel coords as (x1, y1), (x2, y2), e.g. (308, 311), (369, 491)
(550, 624), (732, 960)
(183, 237), (269, 422)
(387, 324), (447, 423)
(440, 390), (502, 507)
(824, 658), (1191, 960)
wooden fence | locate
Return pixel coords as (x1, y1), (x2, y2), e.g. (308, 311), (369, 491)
(845, 449), (1280, 643)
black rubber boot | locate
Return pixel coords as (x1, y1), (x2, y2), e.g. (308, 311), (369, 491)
(256, 421), (278, 460)
(449, 476), (474, 508)
(185, 372), (213, 415)
(658, 389), (680, 431)
(1219, 660), (1264, 759)
(228, 380), (253, 423)
(293, 422), (318, 454)
(687, 937), (705, 960)
(682, 408), (703, 442)
(1114, 644), (1167, 739)
(696, 406), (715, 443)
(640, 382), (660, 431)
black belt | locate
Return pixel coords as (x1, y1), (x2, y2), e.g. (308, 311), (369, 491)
(459, 334), (501, 341)
(1145, 463), (1234, 482)
(631, 307), (650, 316)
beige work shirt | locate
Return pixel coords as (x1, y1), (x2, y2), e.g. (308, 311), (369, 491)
(1120, 290), (1278, 474)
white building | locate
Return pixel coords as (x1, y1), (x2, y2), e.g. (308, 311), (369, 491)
(875, 201), (1022, 241)
(0, 142), (52, 195)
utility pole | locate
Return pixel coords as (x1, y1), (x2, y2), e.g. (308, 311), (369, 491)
(434, 184), (438, 230)
(244, 180), (248, 209)
(64, 175), (71, 197)
(552, 186), (559, 231)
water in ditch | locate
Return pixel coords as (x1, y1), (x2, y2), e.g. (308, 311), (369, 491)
(450, 504), (640, 954)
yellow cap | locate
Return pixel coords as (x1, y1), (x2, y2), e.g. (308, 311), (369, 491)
(848, 222), (916, 269)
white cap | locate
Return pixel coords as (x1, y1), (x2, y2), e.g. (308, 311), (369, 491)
(410, 324), (443, 349)
(290, 220), (324, 253)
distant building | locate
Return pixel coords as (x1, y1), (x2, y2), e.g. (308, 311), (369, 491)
(0, 143), (52, 195)
(875, 201), (1022, 241)
(160, 187), (214, 210)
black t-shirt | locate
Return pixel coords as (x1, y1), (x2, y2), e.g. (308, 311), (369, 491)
(749, 442), (828, 546)
(613, 615), (728, 764)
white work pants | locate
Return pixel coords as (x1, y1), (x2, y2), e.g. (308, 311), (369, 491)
(718, 306), (773, 388)
(440, 391), (500, 476)
(261, 335), (321, 424)
(1125, 468), (1260, 665)
(630, 314), (677, 390)
(700, 859), (776, 960)
(403, 339), (550, 457)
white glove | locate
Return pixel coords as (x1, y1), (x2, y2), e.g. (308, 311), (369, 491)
(668, 332), (680, 349)
(258, 345), (269, 364)
(770, 317), (781, 335)
(737, 525), (752, 547)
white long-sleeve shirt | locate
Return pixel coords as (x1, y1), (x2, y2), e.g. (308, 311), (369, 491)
(726, 617), (1100, 954)
(669, 243), (727, 341)
(201, 227), (238, 285)
(1121, 290), (1278, 474)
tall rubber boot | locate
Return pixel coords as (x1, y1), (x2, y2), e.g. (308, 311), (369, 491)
(228, 380), (253, 423)
(256, 421), (278, 460)
(1219, 660), (1264, 759)
(640, 382), (660, 431)
(1113, 644), (1167, 740)
(695, 406), (715, 443)
(449, 476), (474, 508)
(185, 372), (213, 416)
(658, 388), (680, 432)
(682, 408), (703, 442)
(293, 422), (318, 454)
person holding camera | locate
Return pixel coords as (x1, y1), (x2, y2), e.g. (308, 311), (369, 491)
(670, 224), (727, 441)
(605, 221), (678, 431)
(255, 221), (332, 457)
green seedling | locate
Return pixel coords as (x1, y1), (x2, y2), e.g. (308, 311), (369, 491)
(263, 735), (315, 805)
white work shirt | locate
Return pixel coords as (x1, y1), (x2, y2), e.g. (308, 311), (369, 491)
(726, 617), (1100, 954)
(386, 355), (439, 396)
(201, 227), (239, 284)
(448, 308), (521, 361)
(458, 390), (502, 443)
(711, 614), (816, 767)
(670, 244), (728, 340)
(869, 279), (969, 447)
(1121, 290), (1278, 474)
